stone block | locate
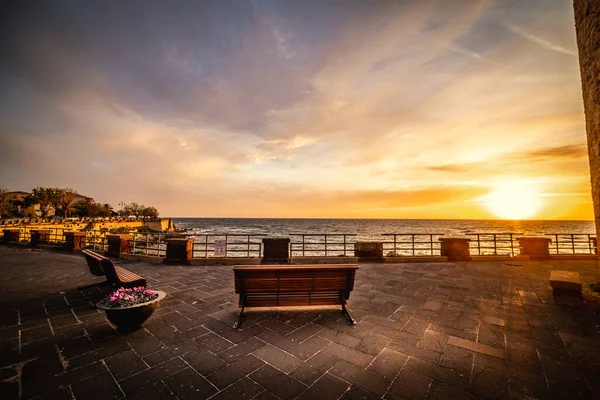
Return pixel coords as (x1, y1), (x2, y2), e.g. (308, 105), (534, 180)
(439, 237), (471, 261)
(30, 230), (50, 247)
(262, 238), (290, 261)
(3, 228), (20, 243)
(106, 234), (132, 257)
(164, 237), (194, 264)
(517, 237), (552, 258)
(354, 242), (383, 258)
(549, 270), (582, 292)
(63, 231), (86, 251)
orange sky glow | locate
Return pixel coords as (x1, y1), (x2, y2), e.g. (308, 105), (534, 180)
(0, 1), (593, 220)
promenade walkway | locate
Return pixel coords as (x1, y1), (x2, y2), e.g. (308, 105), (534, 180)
(1, 247), (599, 399)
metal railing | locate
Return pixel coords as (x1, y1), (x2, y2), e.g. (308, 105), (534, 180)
(190, 234), (263, 258)
(466, 233), (521, 256)
(128, 232), (167, 257)
(545, 233), (597, 255)
(290, 234), (357, 257)
(3, 226), (598, 258)
(381, 233), (445, 256)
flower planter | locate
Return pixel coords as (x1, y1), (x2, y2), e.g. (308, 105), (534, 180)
(96, 290), (166, 332)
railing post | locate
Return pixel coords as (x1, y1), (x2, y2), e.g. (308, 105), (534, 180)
(517, 236), (552, 259)
(106, 234), (132, 257)
(63, 231), (85, 251)
(262, 238), (290, 263)
(164, 237), (195, 264)
(439, 237), (472, 261)
(30, 229), (50, 247)
(3, 228), (21, 244)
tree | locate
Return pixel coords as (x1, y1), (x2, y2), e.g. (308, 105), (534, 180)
(27, 187), (57, 218)
(52, 188), (79, 218)
(73, 200), (113, 217)
(123, 202), (145, 217)
(141, 206), (159, 218)
(0, 187), (9, 217)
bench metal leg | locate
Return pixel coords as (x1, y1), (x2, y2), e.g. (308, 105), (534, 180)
(339, 293), (357, 325)
(233, 294), (247, 329)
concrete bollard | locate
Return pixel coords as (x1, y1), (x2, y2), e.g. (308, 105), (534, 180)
(106, 234), (132, 257)
(3, 229), (20, 244)
(517, 237), (552, 259)
(63, 231), (86, 251)
(439, 237), (472, 261)
(30, 229), (50, 247)
(354, 242), (384, 258)
(165, 237), (194, 264)
(262, 238), (290, 263)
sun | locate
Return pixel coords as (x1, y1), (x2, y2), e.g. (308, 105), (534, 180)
(482, 182), (542, 220)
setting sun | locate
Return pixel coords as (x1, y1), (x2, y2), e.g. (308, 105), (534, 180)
(482, 182), (542, 220)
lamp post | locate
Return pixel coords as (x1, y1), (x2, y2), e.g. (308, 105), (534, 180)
(119, 202), (125, 216)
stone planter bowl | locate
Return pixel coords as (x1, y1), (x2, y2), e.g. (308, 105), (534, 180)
(96, 290), (166, 332)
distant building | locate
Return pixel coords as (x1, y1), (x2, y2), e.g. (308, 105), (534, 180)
(4, 191), (51, 218)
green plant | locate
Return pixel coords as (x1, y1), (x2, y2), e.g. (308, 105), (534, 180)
(101, 287), (158, 308)
(386, 251), (401, 257)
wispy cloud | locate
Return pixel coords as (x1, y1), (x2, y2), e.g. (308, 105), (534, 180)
(0, 0), (591, 219)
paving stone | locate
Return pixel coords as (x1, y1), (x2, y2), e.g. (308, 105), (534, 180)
(181, 346), (227, 376)
(257, 329), (298, 351)
(469, 364), (509, 400)
(0, 381), (19, 400)
(297, 372), (350, 400)
(288, 335), (330, 360)
(143, 339), (199, 366)
(218, 337), (265, 364)
(105, 349), (148, 381)
(318, 327), (362, 348)
(418, 329), (449, 353)
(404, 357), (470, 391)
(367, 348), (408, 380)
(71, 372), (123, 399)
(324, 342), (374, 368)
(355, 332), (391, 357)
(285, 322), (324, 343)
(342, 385), (383, 400)
(119, 357), (188, 395)
(289, 351), (338, 385)
(252, 344), (302, 373)
(249, 364), (306, 400)
(388, 338), (441, 365)
(448, 336), (505, 359)
(209, 377), (263, 400)
(427, 380), (479, 400)
(125, 328), (166, 356)
(384, 368), (432, 400)
(194, 332), (234, 353)
(330, 360), (390, 397)
(122, 381), (174, 400)
(162, 367), (218, 399)
(206, 354), (264, 389)
(439, 344), (474, 378)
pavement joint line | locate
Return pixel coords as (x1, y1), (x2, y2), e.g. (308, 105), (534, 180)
(101, 359), (126, 398)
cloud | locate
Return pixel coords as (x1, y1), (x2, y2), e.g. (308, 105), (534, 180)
(523, 144), (588, 159)
(0, 0), (592, 219)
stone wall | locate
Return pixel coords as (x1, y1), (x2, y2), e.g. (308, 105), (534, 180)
(574, 0), (600, 239)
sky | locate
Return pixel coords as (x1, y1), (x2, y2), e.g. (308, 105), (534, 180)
(0, 0), (592, 220)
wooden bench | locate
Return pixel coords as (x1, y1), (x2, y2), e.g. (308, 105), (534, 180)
(82, 249), (146, 288)
(233, 264), (359, 329)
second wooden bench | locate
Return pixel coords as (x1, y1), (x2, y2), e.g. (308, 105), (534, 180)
(82, 249), (147, 288)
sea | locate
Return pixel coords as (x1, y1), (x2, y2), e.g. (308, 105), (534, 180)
(171, 218), (596, 240)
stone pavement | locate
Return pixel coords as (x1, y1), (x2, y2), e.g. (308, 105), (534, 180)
(1, 247), (600, 400)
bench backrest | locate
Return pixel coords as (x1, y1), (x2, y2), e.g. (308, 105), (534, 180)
(234, 264), (358, 297)
(82, 249), (107, 276)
